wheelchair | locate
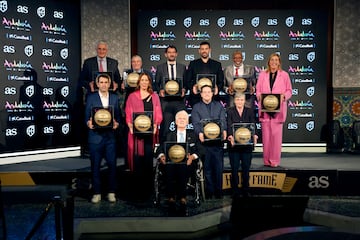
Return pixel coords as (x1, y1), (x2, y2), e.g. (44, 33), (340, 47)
(153, 157), (205, 206)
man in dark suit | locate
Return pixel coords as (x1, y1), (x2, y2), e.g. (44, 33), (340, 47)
(156, 110), (199, 214)
(191, 85), (227, 199)
(80, 40), (122, 94)
(85, 73), (121, 204)
(185, 41), (224, 107)
(79, 40), (122, 158)
(155, 45), (187, 141)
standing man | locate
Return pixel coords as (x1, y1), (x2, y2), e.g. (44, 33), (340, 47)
(224, 50), (257, 109)
(77, 40), (122, 158)
(185, 41), (224, 107)
(122, 55), (155, 105)
(85, 73), (121, 203)
(80, 40), (122, 94)
(155, 45), (187, 140)
(191, 85), (227, 199)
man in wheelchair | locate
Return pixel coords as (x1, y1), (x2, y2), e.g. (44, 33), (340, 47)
(155, 110), (200, 215)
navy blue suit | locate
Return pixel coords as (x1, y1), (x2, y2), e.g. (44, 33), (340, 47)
(191, 100), (226, 198)
(85, 92), (121, 194)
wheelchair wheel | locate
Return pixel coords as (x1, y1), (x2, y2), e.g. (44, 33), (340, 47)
(153, 161), (161, 206)
(196, 159), (206, 203)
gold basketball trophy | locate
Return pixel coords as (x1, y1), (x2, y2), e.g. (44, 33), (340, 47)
(125, 72), (139, 88)
(163, 77), (182, 97)
(202, 119), (222, 142)
(261, 94), (281, 112)
(232, 123), (255, 146)
(196, 74), (216, 92)
(165, 142), (188, 164)
(232, 78), (248, 93)
(133, 111), (153, 135)
(92, 106), (114, 128)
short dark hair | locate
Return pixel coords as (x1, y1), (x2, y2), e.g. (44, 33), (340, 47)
(165, 45), (177, 53)
(199, 41), (210, 48)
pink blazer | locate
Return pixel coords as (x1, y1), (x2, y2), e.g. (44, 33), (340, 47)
(125, 90), (163, 171)
(256, 70), (292, 123)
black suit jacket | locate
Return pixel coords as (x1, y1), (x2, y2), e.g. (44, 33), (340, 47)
(155, 62), (187, 92)
(156, 129), (199, 160)
(80, 56), (122, 92)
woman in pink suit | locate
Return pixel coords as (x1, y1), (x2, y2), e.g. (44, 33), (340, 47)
(256, 53), (292, 167)
(125, 73), (163, 200)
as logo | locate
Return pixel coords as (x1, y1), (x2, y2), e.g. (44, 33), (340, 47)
(43, 87), (53, 95)
(6, 128), (17, 136)
(199, 19), (209, 26)
(54, 11), (63, 19)
(42, 48), (52, 57)
(165, 19), (176, 26)
(308, 176), (329, 189)
(17, 5), (28, 13)
(3, 45), (15, 53)
(43, 126), (54, 134)
(4, 87), (16, 95)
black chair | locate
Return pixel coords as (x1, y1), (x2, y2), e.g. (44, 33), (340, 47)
(326, 120), (345, 153)
(351, 120), (360, 153)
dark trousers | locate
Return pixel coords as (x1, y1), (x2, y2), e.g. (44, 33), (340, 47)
(203, 146), (224, 196)
(165, 163), (190, 199)
(228, 150), (252, 194)
(89, 138), (117, 194)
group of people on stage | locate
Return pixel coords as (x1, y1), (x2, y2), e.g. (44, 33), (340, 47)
(78, 40), (292, 210)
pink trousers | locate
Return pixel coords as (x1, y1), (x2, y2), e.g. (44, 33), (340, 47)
(261, 120), (284, 166)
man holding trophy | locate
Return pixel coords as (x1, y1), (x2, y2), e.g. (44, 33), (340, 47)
(85, 73), (121, 203)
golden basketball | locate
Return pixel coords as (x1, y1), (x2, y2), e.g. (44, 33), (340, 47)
(235, 127), (251, 144)
(233, 78), (247, 92)
(134, 114), (151, 132)
(165, 80), (179, 95)
(168, 144), (186, 163)
(204, 122), (220, 139)
(263, 95), (279, 111)
(94, 109), (112, 127)
(197, 77), (212, 90)
(126, 72), (139, 88)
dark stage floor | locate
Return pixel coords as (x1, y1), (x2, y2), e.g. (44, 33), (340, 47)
(1, 151), (360, 239)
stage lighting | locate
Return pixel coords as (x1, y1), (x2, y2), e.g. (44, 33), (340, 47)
(326, 120), (344, 153)
(351, 120), (360, 152)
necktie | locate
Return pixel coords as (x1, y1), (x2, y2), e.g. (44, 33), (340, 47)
(99, 59), (104, 72)
(179, 132), (185, 142)
(170, 64), (175, 80)
(235, 67), (239, 77)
